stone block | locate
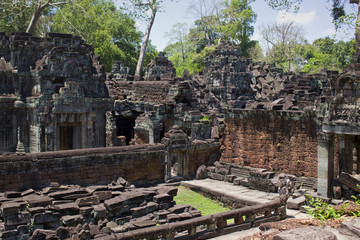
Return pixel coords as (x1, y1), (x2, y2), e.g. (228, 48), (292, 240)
(0, 230), (18, 239)
(4, 214), (28, 229)
(168, 204), (190, 214)
(132, 220), (156, 228)
(104, 197), (124, 212)
(54, 202), (80, 215)
(86, 186), (109, 194)
(27, 207), (45, 215)
(210, 173), (225, 181)
(33, 212), (61, 225)
(130, 202), (158, 217)
(225, 175), (236, 183)
(341, 217), (360, 237)
(92, 204), (107, 219)
(61, 214), (84, 226)
(31, 229), (58, 240)
(92, 191), (112, 202)
(286, 196), (306, 210)
(75, 196), (100, 207)
(178, 212), (192, 221)
(80, 206), (93, 218)
(153, 194), (172, 204)
(47, 189), (89, 200)
(153, 210), (170, 220)
(157, 186), (178, 197)
(189, 210), (202, 218)
(22, 194), (53, 207)
(1, 202), (26, 218)
(273, 226), (337, 240)
(207, 166), (216, 173)
(167, 213), (180, 223)
(196, 165), (208, 180)
(4, 192), (21, 198)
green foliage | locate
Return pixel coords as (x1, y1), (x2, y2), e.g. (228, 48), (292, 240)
(304, 195), (344, 221)
(51, 0), (145, 73)
(169, 45), (216, 76)
(0, 1), (34, 33)
(302, 37), (355, 74)
(174, 186), (230, 216)
(200, 116), (211, 122)
(221, 0), (257, 57)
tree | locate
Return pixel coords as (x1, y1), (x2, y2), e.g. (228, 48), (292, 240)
(128, 0), (159, 77)
(265, 0), (360, 63)
(26, 0), (71, 34)
(301, 37), (355, 73)
(164, 23), (191, 62)
(261, 21), (305, 72)
(0, 1), (33, 33)
(187, 0), (223, 46)
(52, 0), (142, 72)
(221, 0), (257, 56)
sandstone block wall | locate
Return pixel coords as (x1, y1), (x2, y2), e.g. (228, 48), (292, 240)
(188, 141), (220, 175)
(0, 145), (165, 191)
(220, 110), (318, 177)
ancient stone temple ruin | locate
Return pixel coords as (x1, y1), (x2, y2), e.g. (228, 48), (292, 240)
(1, 32), (360, 239)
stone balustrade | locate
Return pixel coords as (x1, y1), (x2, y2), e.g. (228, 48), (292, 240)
(113, 198), (285, 240)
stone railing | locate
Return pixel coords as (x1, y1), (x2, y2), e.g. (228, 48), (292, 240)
(113, 198), (285, 240)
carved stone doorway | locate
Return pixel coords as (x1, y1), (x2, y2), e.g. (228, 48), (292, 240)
(59, 124), (80, 150)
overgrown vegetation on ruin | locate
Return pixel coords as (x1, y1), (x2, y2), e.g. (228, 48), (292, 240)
(174, 186), (231, 216)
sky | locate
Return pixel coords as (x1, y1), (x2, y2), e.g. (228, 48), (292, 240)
(137, 0), (357, 52)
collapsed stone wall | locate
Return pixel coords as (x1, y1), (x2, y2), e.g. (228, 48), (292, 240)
(0, 145), (165, 192)
(220, 109), (318, 177)
(0, 140), (220, 191)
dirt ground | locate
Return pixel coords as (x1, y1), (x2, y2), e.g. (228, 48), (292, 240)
(239, 202), (360, 240)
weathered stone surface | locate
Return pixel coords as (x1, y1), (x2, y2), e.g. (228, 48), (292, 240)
(196, 165), (208, 180)
(54, 202), (80, 215)
(30, 229), (58, 240)
(341, 217), (360, 237)
(93, 191), (112, 202)
(75, 196), (100, 207)
(273, 226), (337, 240)
(287, 196), (306, 210)
(153, 194), (172, 204)
(22, 194), (53, 207)
(93, 204), (107, 219)
(157, 187), (178, 197)
(33, 212), (61, 225)
(168, 204), (190, 214)
(1, 202), (22, 217)
(340, 172), (360, 193)
(61, 215), (84, 226)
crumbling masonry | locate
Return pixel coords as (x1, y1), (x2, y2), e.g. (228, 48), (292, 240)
(1, 32), (360, 200)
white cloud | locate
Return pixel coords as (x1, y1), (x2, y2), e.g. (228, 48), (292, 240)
(276, 10), (316, 24)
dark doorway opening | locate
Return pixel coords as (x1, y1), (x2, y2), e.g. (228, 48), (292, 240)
(59, 126), (74, 150)
(116, 117), (136, 145)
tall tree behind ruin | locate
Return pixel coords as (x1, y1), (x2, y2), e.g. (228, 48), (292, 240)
(52, 0), (142, 72)
(265, 0), (360, 63)
(128, 0), (159, 77)
(261, 21), (305, 72)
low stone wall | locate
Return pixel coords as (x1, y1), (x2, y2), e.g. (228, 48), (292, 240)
(0, 144), (166, 191)
(188, 141), (220, 176)
(221, 109), (318, 177)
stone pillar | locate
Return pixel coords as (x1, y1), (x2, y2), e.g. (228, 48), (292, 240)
(317, 132), (334, 197)
(338, 135), (354, 174)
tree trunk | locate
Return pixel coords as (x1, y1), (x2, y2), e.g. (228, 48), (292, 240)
(26, 1), (49, 34)
(135, 4), (157, 77)
(355, 1), (360, 63)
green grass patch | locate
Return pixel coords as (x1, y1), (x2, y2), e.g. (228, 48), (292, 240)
(174, 186), (231, 216)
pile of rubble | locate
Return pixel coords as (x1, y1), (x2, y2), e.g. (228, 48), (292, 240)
(196, 162), (316, 194)
(0, 178), (202, 239)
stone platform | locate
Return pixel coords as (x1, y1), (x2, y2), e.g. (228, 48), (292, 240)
(181, 178), (279, 207)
